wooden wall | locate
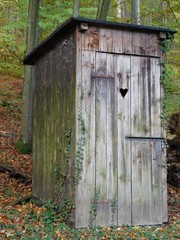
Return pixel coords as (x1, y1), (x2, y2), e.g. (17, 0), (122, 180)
(75, 26), (167, 228)
(79, 26), (161, 57)
(33, 31), (76, 204)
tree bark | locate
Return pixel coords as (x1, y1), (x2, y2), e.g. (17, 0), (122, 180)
(22, 0), (40, 144)
(73, 0), (81, 17)
(131, 0), (140, 24)
(97, 0), (111, 20)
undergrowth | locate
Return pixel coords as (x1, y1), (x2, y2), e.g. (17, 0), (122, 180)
(0, 202), (179, 240)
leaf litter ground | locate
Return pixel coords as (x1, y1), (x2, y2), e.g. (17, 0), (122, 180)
(0, 74), (179, 239)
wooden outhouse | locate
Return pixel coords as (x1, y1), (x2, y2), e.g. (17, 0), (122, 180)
(24, 17), (176, 228)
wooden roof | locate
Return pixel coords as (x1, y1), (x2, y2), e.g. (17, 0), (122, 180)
(23, 17), (176, 65)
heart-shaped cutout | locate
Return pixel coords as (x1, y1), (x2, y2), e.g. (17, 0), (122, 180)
(120, 88), (128, 98)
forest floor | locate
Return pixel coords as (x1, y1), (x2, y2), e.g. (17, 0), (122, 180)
(0, 74), (179, 239)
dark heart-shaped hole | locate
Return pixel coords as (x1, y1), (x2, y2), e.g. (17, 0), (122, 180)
(120, 88), (128, 98)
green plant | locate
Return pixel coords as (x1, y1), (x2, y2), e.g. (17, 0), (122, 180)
(111, 196), (118, 225)
(75, 88), (86, 185)
(65, 128), (72, 162)
(89, 187), (101, 228)
(15, 138), (32, 154)
(58, 197), (74, 223)
(159, 33), (176, 122)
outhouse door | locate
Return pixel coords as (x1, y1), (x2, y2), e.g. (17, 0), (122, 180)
(76, 51), (166, 228)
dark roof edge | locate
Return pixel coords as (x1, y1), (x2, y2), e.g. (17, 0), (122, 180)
(23, 17), (177, 65)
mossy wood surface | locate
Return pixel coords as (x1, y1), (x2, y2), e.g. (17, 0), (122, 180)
(33, 31), (76, 204)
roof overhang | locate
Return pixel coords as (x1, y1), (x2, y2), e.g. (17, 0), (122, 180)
(23, 17), (177, 65)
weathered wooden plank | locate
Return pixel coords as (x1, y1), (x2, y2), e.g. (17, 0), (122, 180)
(106, 55), (116, 220)
(99, 28), (113, 52)
(112, 29), (123, 53)
(83, 27), (99, 51)
(131, 140), (153, 225)
(116, 55), (131, 226)
(150, 58), (161, 137)
(106, 77), (117, 226)
(142, 57), (151, 136)
(130, 56), (141, 137)
(161, 140), (168, 222)
(75, 29), (83, 228)
(132, 32), (142, 55)
(132, 32), (160, 57)
(151, 140), (163, 224)
(38, 57), (46, 201)
(95, 76), (107, 202)
(95, 52), (118, 227)
(141, 33), (159, 57)
(130, 56), (151, 137)
(42, 54), (49, 201)
(95, 76), (110, 226)
(96, 202), (113, 227)
(122, 30), (132, 54)
(33, 63), (40, 198)
(75, 50), (96, 228)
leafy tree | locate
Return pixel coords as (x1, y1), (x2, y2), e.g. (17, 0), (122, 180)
(22, 0), (40, 144)
(131, 0), (140, 24)
(73, 0), (81, 17)
(97, 0), (111, 20)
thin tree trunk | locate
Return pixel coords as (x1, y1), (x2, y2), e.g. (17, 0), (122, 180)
(117, 0), (125, 18)
(22, 0), (40, 144)
(97, 0), (111, 20)
(73, 0), (81, 17)
(131, 0), (140, 24)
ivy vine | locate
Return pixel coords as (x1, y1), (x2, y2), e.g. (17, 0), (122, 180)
(54, 128), (72, 198)
(75, 88), (86, 185)
(89, 187), (101, 228)
(159, 33), (174, 123)
(111, 196), (118, 225)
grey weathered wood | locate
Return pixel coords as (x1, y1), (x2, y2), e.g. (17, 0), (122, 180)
(131, 56), (151, 137)
(95, 52), (117, 227)
(132, 32), (142, 55)
(131, 140), (152, 225)
(162, 140), (168, 222)
(75, 50), (96, 228)
(99, 28), (113, 52)
(83, 27), (99, 51)
(116, 55), (131, 226)
(150, 58), (161, 137)
(151, 140), (163, 223)
(122, 31), (132, 54)
(112, 30), (123, 53)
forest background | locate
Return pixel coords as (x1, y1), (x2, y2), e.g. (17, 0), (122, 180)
(0, 0), (179, 116)
(0, 0), (180, 239)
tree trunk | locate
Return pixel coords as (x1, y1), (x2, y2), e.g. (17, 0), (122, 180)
(117, 0), (126, 18)
(73, 0), (81, 17)
(22, 0), (40, 144)
(131, 0), (140, 24)
(97, 0), (111, 20)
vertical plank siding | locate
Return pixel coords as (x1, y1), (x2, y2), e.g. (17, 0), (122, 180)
(75, 50), (96, 228)
(33, 24), (167, 227)
(33, 33), (76, 203)
(116, 55), (131, 226)
(81, 27), (161, 57)
(75, 27), (165, 227)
